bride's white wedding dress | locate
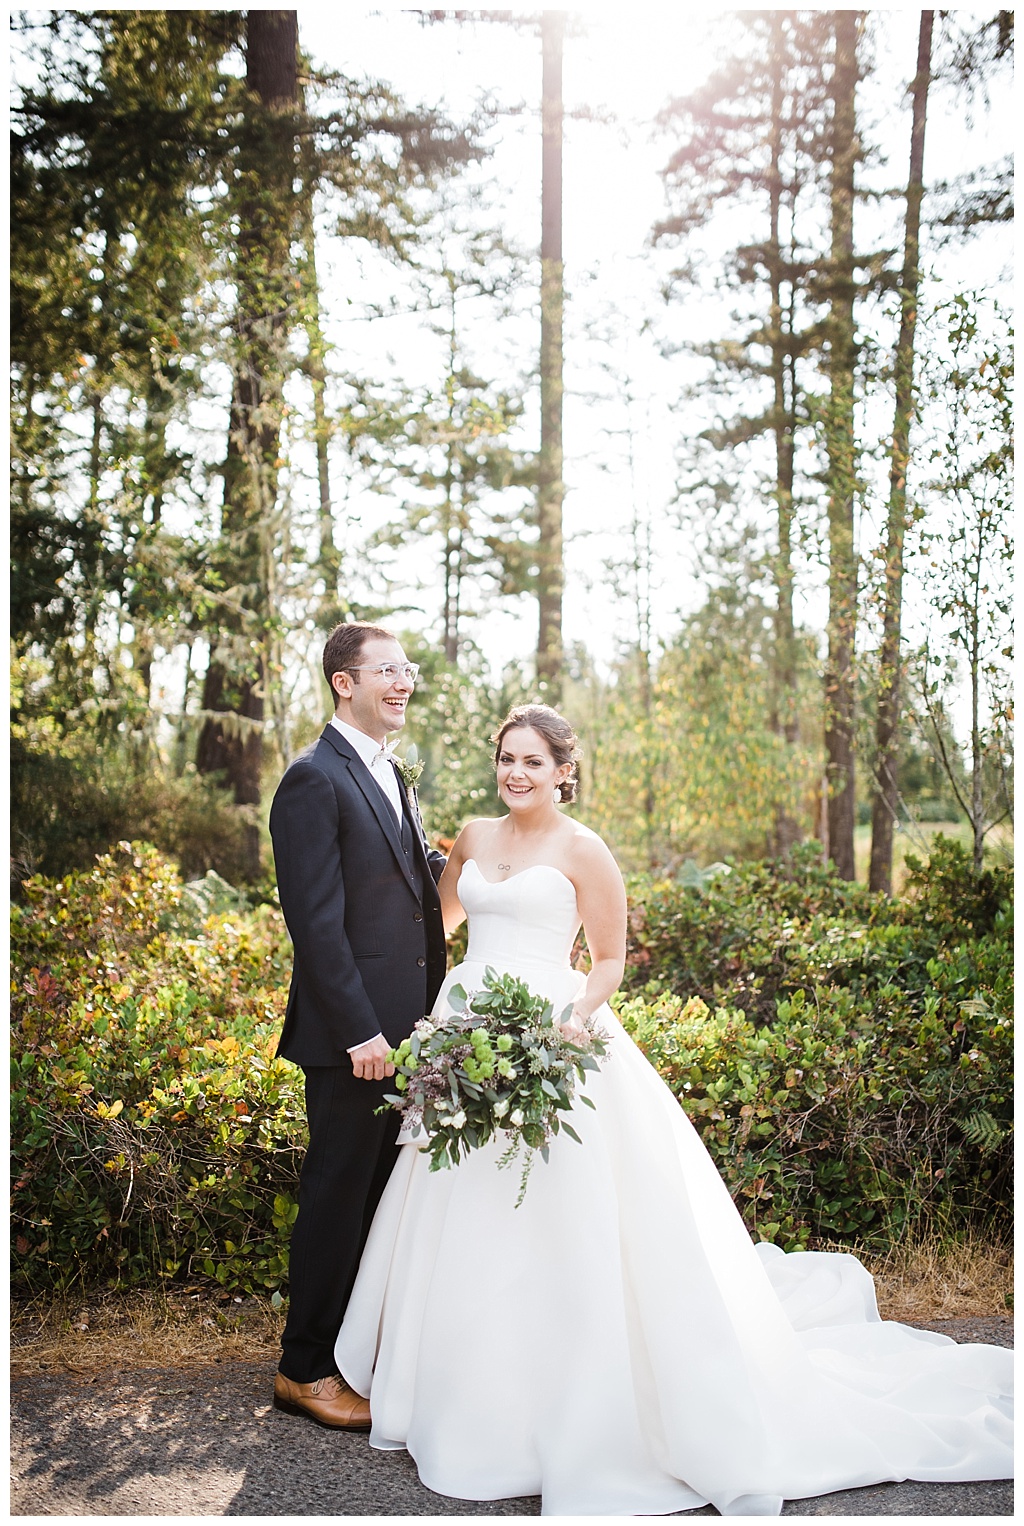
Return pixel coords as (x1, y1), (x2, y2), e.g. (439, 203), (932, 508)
(336, 860), (1013, 1516)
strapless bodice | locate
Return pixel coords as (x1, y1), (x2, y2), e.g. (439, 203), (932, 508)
(457, 858), (581, 973)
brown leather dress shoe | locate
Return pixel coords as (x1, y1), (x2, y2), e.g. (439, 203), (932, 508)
(273, 1371), (372, 1430)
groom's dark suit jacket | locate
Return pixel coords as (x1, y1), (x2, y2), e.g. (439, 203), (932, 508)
(270, 723), (447, 1065)
(269, 721), (447, 1381)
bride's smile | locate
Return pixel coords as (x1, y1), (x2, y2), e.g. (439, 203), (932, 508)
(496, 726), (570, 813)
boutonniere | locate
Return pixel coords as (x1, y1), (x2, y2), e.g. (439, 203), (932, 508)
(395, 743), (424, 791)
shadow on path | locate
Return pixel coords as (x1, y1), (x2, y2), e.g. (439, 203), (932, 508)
(10, 1319), (1013, 1517)
(11, 1361), (536, 1517)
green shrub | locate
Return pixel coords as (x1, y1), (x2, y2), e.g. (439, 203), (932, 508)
(11, 837), (1012, 1292)
(616, 838), (1012, 1247)
(11, 733), (257, 891)
(623, 837), (1010, 1015)
(11, 843), (302, 1295)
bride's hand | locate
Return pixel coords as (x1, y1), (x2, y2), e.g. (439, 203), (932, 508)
(559, 1004), (589, 1041)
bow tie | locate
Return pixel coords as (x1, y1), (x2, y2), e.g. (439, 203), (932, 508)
(371, 741), (397, 768)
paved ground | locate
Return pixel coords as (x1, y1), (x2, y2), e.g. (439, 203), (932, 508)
(11, 1318), (1012, 1517)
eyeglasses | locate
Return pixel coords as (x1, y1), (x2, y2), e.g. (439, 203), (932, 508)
(344, 662), (420, 684)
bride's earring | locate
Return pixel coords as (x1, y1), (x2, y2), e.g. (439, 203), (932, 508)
(552, 785), (561, 805)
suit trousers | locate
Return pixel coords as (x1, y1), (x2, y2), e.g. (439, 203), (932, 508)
(279, 1063), (402, 1383)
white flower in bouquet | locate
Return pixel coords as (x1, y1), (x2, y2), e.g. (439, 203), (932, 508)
(382, 967), (610, 1205)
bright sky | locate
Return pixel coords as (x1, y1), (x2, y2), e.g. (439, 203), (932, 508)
(290, 4), (1012, 683)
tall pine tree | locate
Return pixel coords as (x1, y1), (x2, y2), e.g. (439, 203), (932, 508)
(821, 9), (862, 880)
(868, 12), (933, 894)
(655, 11), (832, 854)
(195, 11), (300, 878)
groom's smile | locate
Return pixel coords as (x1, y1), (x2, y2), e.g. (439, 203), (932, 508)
(335, 636), (416, 742)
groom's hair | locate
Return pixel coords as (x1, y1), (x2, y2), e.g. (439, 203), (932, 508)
(323, 621), (399, 694)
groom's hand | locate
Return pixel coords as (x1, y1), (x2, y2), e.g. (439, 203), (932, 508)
(349, 1034), (395, 1081)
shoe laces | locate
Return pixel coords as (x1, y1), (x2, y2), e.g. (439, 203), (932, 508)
(310, 1372), (346, 1398)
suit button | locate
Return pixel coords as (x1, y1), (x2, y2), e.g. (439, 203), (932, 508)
(417, 957), (425, 967)
(414, 913), (423, 923)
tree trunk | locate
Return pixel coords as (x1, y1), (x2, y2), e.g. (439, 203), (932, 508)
(768, 12), (802, 857)
(308, 237), (340, 616)
(969, 526), (985, 873)
(869, 11), (933, 894)
(298, 137), (341, 623)
(443, 285), (460, 664)
(442, 450), (461, 665)
(174, 641), (196, 777)
(823, 11), (861, 880)
(131, 375), (172, 704)
(84, 391), (104, 656)
(84, 221), (116, 659)
(195, 9), (298, 878)
(536, 10), (564, 697)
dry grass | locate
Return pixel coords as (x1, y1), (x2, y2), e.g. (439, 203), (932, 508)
(11, 1231), (1011, 1376)
(830, 1229), (1013, 1323)
(10, 1287), (285, 1377)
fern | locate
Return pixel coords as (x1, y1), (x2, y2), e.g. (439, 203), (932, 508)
(959, 1110), (1008, 1153)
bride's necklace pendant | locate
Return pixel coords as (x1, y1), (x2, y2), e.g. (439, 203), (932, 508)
(497, 862), (511, 871)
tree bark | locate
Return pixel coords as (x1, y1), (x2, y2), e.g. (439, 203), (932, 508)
(132, 390), (167, 704)
(969, 524), (985, 873)
(297, 125), (341, 624)
(869, 11), (933, 894)
(307, 234), (341, 617)
(196, 9), (298, 878)
(536, 10), (564, 697)
(443, 277), (461, 664)
(768, 12), (802, 856)
(823, 10), (861, 880)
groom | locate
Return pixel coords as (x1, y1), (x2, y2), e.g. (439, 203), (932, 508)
(269, 621), (447, 1428)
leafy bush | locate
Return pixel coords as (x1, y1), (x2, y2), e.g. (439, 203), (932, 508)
(11, 732), (258, 890)
(11, 843), (303, 1295)
(11, 837), (1012, 1293)
(617, 838), (1012, 1247)
(623, 838), (1009, 1016)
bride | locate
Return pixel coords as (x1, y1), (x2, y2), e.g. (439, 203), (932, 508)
(335, 703), (1013, 1517)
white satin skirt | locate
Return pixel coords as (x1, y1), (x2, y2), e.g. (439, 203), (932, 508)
(336, 958), (1013, 1516)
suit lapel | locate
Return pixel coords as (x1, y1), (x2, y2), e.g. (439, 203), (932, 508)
(393, 768), (439, 904)
(320, 725), (416, 890)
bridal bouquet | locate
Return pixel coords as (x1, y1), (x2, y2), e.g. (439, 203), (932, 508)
(384, 967), (609, 1205)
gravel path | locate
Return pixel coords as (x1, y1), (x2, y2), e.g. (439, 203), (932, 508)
(11, 1318), (1012, 1517)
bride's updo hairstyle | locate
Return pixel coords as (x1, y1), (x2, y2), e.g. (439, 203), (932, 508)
(492, 704), (582, 804)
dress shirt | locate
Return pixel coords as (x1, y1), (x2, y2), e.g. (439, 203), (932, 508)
(330, 715), (403, 1053)
(330, 715), (403, 824)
